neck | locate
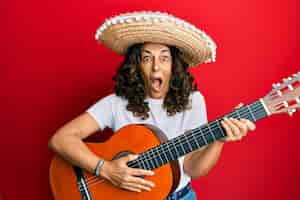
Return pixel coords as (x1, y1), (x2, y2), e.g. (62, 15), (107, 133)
(127, 99), (268, 170)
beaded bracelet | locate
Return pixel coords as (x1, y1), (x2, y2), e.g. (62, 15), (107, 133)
(94, 159), (105, 177)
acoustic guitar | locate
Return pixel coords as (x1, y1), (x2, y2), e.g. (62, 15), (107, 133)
(49, 72), (300, 200)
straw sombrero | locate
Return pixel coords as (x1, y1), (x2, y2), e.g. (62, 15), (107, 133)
(95, 11), (217, 66)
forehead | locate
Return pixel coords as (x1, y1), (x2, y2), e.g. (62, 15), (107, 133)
(141, 43), (170, 54)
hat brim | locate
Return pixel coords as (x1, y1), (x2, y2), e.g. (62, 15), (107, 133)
(96, 12), (216, 66)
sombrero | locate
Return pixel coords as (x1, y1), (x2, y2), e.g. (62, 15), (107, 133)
(95, 11), (217, 66)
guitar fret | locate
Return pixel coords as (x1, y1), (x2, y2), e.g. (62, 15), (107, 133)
(151, 149), (160, 168)
(139, 157), (147, 170)
(216, 120), (225, 137)
(239, 107), (249, 120)
(236, 109), (241, 119)
(207, 124), (216, 140)
(187, 131), (199, 150)
(146, 149), (155, 169)
(179, 138), (187, 155)
(208, 120), (224, 139)
(253, 101), (267, 120)
(202, 125), (215, 143)
(191, 131), (201, 148)
(160, 147), (168, 164)
(155, 150), (163, 167)
(175, 139), (185, 156)
(199, 128), (208, 145)
(134, 160), (141, 169)
(171, 140), (180, 159)
(140, 153), (150, 170)
(247, 105), (256, 121)
(166, 142), (173, 161)
(156, 149), (164, 165)
(183, 142), (190, 153)
(184, 134), (193, 152)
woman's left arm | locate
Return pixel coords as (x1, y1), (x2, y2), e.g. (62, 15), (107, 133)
(183, 140), (224, 179)
(184, 105), (256, 179)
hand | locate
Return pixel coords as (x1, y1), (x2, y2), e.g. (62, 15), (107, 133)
(100, 154), (155, 192)
(220, 103), (256, 142)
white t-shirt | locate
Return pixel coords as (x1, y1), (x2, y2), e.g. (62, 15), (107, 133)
(86, 91), (208, 191)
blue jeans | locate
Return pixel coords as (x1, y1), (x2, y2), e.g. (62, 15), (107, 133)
(166, 188), (197, 200)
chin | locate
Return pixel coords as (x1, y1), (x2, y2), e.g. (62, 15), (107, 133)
(149, 92), (164, 99)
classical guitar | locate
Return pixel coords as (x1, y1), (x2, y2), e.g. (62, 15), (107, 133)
(49, 72), (300, 200)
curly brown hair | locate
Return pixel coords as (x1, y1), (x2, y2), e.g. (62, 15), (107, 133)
(113, 43), (198, 120)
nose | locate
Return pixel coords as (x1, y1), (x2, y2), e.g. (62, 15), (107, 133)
(152, 57), (160, 72)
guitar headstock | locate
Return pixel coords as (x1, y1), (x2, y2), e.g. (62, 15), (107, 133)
(263, 71), (300, 116)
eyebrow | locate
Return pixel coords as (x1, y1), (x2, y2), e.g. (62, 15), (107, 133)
(141, 49), (170, 54)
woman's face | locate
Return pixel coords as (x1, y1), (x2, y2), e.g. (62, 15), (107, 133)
(140, 43), (172, 99)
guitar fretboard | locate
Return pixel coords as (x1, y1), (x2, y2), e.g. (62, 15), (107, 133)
(127, 100), (268, 170)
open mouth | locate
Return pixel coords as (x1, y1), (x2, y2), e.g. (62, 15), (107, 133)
(150, 77), (163, 92)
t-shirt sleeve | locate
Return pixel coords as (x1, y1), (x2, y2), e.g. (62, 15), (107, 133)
(85, 94), (115, 131)
(190, 91), (208, 128)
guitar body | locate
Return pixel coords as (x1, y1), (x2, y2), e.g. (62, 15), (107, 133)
(49, 124), (180, 200)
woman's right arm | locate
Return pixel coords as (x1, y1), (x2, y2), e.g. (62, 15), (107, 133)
(48, 112), (102, 173)
(48, 112), (155, 192)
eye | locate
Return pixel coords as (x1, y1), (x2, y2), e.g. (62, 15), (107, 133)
(142, 56), (152, 63)
(161, 56), (170, 62)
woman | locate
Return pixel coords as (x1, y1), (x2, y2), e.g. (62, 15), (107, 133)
(48, 11), (255, 200)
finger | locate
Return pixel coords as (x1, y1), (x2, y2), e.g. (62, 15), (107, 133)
(121, 154), (139, 164)
(221, 119), (233, 141)
(121, 184), (142, 192)
(130, 168), (155, 176)
(224, 118), (242, 140)
(122, 180), (153, 191)
(127, 154), (139, 161)
(230, 118), (247, 136)
(126, 175), (155, 188)
(240, 118), (256, 131)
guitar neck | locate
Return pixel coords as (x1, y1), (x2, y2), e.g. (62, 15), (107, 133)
(127, 99), (269, 170)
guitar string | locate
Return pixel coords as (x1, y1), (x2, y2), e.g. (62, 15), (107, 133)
(81, 102), (265, 188)
(82, 102), (264, 187)
(82, 101), (264, 186)
(81, 107), (266, 190)
(128, 101), (264, 167)
(80, 107), (267, 190)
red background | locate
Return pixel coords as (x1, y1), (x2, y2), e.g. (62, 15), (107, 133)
(1, 0), (300, 199)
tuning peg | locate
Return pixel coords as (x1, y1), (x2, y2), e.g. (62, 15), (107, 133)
(283, 78), (288, 82)
(288, 108), (297, 117)
(288, 84), (294, 91)
(277, 90), (283, 96)
(272, 83), (281, 89)
(288, 77), (292, 81)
